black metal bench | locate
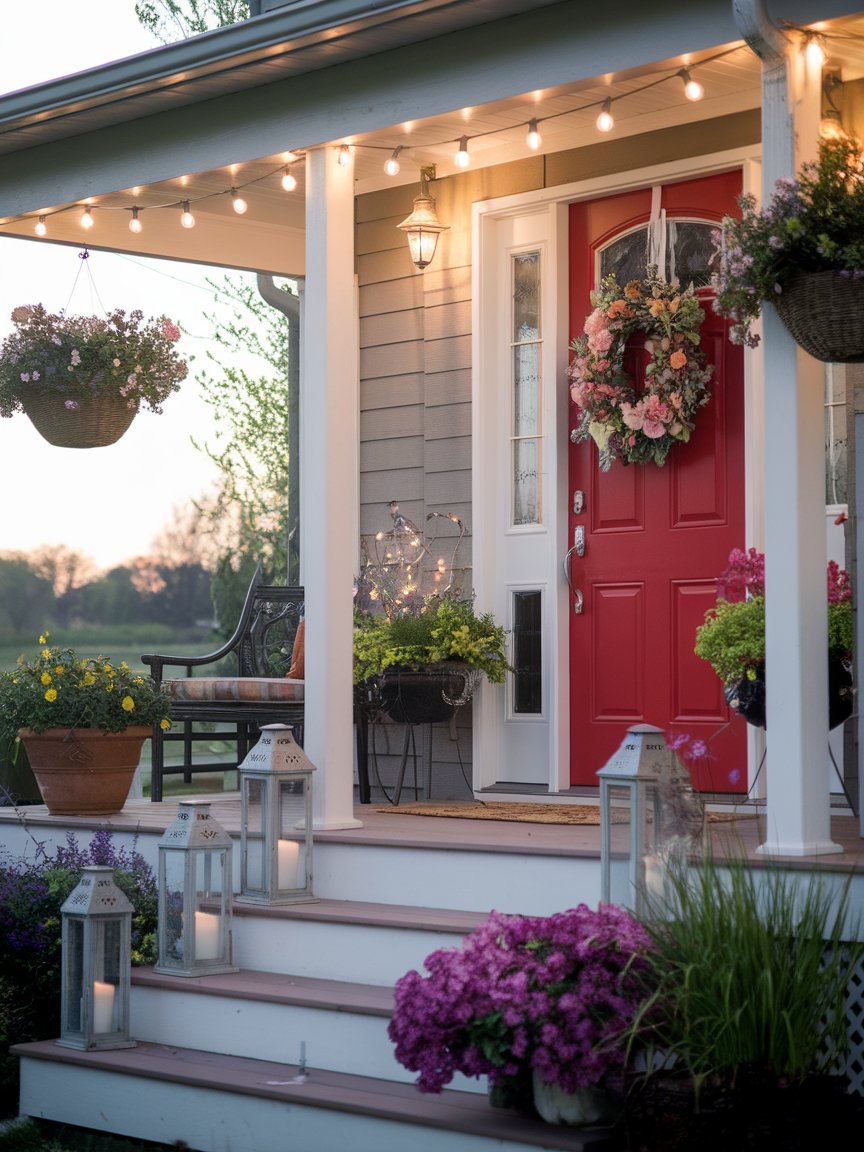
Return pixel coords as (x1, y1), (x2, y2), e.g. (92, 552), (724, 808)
(142, 566), (304, 801)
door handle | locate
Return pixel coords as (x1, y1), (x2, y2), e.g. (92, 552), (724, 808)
(562, 546), (584, 614)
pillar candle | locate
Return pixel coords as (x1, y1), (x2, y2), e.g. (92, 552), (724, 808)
(277, 839), (301, 888)
(194, 910), (221, 960)
(92, 980), (115, 1033)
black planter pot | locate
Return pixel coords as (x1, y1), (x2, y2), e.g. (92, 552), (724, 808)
(378, 665), (470, 725)
(725, 658), (853, 731)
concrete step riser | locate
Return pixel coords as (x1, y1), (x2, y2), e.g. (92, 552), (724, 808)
(18, 1060), (532, 1152)
(232, 917), (467, 984)
(130, 985), (478, 1091)
(0, 823), (599, 916)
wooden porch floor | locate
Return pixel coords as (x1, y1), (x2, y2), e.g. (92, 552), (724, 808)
(2, 794), (863, 871)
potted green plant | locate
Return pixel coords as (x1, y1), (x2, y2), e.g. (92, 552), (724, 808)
(712, 136), (864, 361)
(388, 904), (649, 1125)
(0, 634), (172, 815)
(0, 304), (188, 447)
(353, 594), (509, 724)
(624, 854), (864, 1147)
(694, 547), (853, 729)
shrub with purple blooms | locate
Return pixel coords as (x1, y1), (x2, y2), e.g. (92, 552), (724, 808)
(711, 137), (864, 348)
(388, 904), (650, 1096)
(0, 831), (157, 1117)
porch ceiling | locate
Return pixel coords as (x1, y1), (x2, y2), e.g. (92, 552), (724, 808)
(2, 8), (864, 274)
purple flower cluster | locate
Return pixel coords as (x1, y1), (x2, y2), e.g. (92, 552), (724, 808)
(388, 904), (649, 1094)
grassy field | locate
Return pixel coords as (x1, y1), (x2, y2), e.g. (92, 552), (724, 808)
(0, 625), (220, 675)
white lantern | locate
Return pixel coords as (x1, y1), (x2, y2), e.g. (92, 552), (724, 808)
(155, 801), (237, 976)
(598, 724), (698, 916)
(238, 724), (317, 905)
(58, 866), (135, 1050)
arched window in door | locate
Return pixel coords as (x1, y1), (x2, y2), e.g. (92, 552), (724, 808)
(598, 220), (716, 286)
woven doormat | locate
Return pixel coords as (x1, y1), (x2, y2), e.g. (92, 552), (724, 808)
(375, 802), (756, 825)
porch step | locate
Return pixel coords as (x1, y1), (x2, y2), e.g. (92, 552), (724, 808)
(16, 1040), (621, 1152)
(231, 898), (487, 983)
(130, 965), (482, 1090)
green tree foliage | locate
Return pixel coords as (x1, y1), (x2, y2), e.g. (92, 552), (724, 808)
(135, 0), (250, 43)
(191, 275), (295, 629)
(0, 555), (54, 636)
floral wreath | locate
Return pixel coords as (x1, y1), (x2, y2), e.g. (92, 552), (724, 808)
(568, 267), (714, 470)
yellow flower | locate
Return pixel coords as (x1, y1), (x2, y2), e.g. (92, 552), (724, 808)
(120, 661), (129, 672)
(41, 648), (51, 660)
(121, 695), (135, 712)
(40, 671), (52, 686)
(55, 666), (64, 676)
(44, 688), (58, 702)
(160, 718), (171, 730)
(38, 633), (47, 644)
(82, 672), (97, 686)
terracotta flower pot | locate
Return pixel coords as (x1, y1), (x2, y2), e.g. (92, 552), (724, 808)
(19, 726), (150, 815)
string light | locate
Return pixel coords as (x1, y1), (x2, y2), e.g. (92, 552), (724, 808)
(678, 68), (704, 102)
(385, 146), (403, 176)
(596, 98), (614, 133)
(1, 45), (757, 238)
(805, 34), (826, 66)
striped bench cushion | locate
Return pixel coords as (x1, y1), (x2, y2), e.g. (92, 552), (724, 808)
(165, 677), (305, 703)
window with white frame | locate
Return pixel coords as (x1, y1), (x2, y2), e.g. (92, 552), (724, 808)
(511, 251), (542, 526)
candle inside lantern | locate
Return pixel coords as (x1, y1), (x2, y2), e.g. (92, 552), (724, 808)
(194, 911), (221, 960)
(642, 854), (665, 901)
(277, 839), (301, 888)
(92, 980), (115, 1033)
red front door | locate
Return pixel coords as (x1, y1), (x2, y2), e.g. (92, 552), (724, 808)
(567, 172), (746, 792)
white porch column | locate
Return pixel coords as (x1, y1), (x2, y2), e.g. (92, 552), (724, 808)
(302, 144), (362, 829)
(735, 0), (840, 854)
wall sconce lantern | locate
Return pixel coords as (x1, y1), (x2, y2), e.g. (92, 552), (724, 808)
(238, 724), (317, 905)
(155, 801), (237, 977)
(59, 866), (135, 1050)
(597, 724), (703, 917)
(397, 166), (449, 270)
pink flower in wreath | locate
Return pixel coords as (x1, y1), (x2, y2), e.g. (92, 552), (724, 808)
(583, 308), (607, 339)
(588, 326), (613, 353)
(642, 417), (666, 438)
(619, 402), (643, 431)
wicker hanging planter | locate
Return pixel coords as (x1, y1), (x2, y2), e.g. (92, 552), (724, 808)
(21, 387), (138, 449)
(773, 270), (864, 363)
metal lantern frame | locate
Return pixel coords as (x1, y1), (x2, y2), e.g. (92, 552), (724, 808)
(155, 800), (238, 977)
(238, 723), (317, 905)
(58, 865), (136, 1050)
(597, 724), (666, 918)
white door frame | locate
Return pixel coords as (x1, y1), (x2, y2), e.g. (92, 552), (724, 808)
(471, 144), (764, 795)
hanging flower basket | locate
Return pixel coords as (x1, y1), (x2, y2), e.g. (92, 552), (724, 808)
(724, 657), (853, 731)
(772, 270), (864, 364)
(378, 663), (475, 725)
(0, 304), (187, 449)
(21, 387), (138, 448)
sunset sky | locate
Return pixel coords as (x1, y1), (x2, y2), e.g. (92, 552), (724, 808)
(0, 3), (255, 570)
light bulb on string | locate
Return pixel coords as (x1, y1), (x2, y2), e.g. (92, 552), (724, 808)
(129, 207), (143, 234)
(180, 201), (196, 229)
(805, 34), (826, 67)
(526, 118), (542, 150)
(678, 68), (704, 102)
(80, 206), (94, 230)
(455, 136), (470, 168)
(385, 146), (402, 176)
(34, 216), (47, 237)
(231, 189), (248, 215)
(281, 166), (297, 192)
(337, 145), (351, 166)
(596, 98), (614, 133)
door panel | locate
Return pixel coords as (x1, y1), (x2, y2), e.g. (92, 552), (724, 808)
(568, 172), (746, 791)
